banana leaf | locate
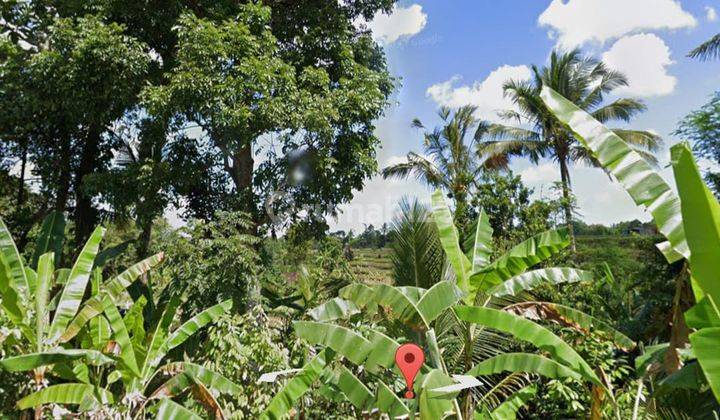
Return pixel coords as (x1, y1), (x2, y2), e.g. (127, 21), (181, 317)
(0, 349), (113, 372)
(293, 321), (371, 365)
(155, 398), (202, 420)
(471, 229), (569, 292)
(488, 268), (591, 297)
(416, 281), (465, 326)
(16, 383), (114, 410)
(432, 190), (470, 292)
(471, 208), (494, 271)
(32, 212), (65, 269)
(61, 252), (165, 342)
(47, 226), (105, 343)
(685, 297), (720, 329)
(0, 260), (24, 325)
(466, 353), (582, 381)
(671, 143), (720, 401)
(160, 362), (242, 395)
(419, 369), (455, 420)
(0, 217), (29, 303)
(140, 295), (180, 383)
(375, 380), (410, 418)
(102, 296), (141, 377)
(364, 329), (400, 372)
(333, 365), (374, 409)
(485, 385), (537, 420)
(455, 306), (599, 385)
(35, 252), (53, 351)
(308, 297), (360, 322)
(540, 86), (688, 263)
(689, 327), (720, 400)
(671, 143), (720, 305)
(161, 299), (232, 352)
(503, 301), (635, 351)
(261, 348), (334, 420)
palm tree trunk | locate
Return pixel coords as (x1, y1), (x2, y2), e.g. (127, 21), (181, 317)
(558, 156), (576, 252)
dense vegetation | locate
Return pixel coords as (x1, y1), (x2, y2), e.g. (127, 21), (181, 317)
(2, 1), (720, 418)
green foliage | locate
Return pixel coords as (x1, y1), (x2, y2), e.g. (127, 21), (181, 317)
(480, 50), (660, 248)
(261, 194), (615, 419)
(526, 331), (636, 419)
(540, 85), (687, 262)
(389, 198), (445, 288)
(384, 106), (501, 231)
(676, 91), (720, 196)
(193, 308), (290, 418)
(156, 211), (259, 315)
(542, 87), (720, 415)
(473, 170), (563, 245)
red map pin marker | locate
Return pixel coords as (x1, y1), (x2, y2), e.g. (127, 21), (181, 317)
(395, 343), (424, 399)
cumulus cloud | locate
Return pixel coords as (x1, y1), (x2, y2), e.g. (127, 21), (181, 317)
(538, 0), (696, 48)
(601, 33), (677, 97)
(706, 6), (717, 22)
(425, 65), (532, 121)
(520, 163), (559, 185)
(365, 4), (427, 44)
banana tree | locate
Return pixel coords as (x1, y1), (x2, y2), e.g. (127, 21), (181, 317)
(0, 215), (169, 415)
(540, 86), (720, 410)
(13, 290), (237, 418)
(261, 194), (630, 418)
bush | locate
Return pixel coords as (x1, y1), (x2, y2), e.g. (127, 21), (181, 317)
(194, 307), (289, 418)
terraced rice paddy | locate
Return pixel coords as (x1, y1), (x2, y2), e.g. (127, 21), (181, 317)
(348, 247), (393, 284)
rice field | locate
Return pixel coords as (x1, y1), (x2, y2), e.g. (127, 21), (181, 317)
(348, 247), (394, 284)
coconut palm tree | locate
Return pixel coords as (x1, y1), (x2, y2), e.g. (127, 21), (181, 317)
(478, 49), (661, 250)
(382, 105), (500, 230)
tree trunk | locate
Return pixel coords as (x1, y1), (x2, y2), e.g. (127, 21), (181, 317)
(232, 142), (255, 215)
(225, 140), (259, 235)
(226, 140), (260, 310)
(558, 155), (576, 252)
(55, 138), (72, 213)
(17, 139), (28, 206)
(137, 217), (153, 259)
(664, 264), (694, 374)
(73, 127), (101, 248)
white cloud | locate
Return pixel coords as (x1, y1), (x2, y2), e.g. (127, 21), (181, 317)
(706, 6), (717, 21)
(520, 163), (559, 185)
(601, 33), (677, 97)
(365, 4), (427, 44)
(538, 0), (696, 48)
(384, 155), (411, 167)
(425, 65), (532, 121)
(328, 174), (428, 232)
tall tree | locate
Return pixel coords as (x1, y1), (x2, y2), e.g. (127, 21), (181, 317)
(0, 12), (150, 248)
(382, 105), (501, 230)
(675, 91), (720, 196)
(143, 2), (394, 235)
(478, 49), (661, 250)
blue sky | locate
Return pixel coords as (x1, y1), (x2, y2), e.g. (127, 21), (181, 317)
(330, 0), (720, 232)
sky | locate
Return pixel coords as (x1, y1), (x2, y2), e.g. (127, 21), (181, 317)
(328, 0), (720, 232)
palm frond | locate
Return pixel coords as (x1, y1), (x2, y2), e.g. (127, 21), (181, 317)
(389, 198), (445, 288)
(613, 129), (663, 152)
(592, 99), (646, 123)
(382, 152), (446, 189)
(689, 33), (720, 60)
